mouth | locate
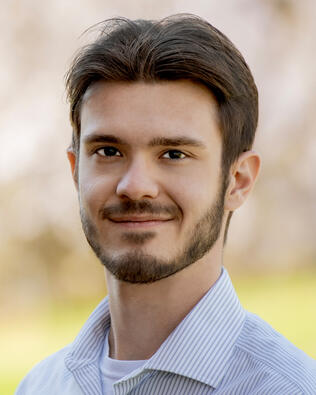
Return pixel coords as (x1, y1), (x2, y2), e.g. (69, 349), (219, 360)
(108, 216), (173, 229)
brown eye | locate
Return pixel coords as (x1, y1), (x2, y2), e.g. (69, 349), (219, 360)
(96, 146), (122, 157)
(162, 150), (186, 160)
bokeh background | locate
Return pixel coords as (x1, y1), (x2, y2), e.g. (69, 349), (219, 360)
(1, 0), (316, 392)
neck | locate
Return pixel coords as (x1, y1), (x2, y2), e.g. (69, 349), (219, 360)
(105, 250), (222, 360)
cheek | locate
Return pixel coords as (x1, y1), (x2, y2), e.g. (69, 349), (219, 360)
(78, 152), (117, 214)
(165, 171), (216, 221)
(79, 173), (115, 216)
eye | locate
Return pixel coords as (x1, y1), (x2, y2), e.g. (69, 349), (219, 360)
(161, 150), (187, 160)
(96, 146), (122, 157)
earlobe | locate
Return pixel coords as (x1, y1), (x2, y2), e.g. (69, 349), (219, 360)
(67, 147), (78, 189)
(224, 150), (261, 211)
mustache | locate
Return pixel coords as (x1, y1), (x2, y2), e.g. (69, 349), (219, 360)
(99, 200), (181, 220)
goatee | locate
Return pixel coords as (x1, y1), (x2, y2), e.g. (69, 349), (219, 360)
(80, 174), (228, 283)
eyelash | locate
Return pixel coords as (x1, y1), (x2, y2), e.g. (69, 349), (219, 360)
(161, 150), (187, 160)
(95, 146), (188, 160)
(95, 146), (122, 157)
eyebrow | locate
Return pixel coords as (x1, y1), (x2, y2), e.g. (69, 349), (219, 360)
(83, 134), (126, 145)
(148, 137), (206, 148)
(83, 133), (207, 149)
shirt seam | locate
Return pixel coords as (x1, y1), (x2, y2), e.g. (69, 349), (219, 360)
(65, 353), (101, 372)
(235, 344), (307, 393)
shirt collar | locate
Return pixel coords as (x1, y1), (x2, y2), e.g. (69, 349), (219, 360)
(65, 297), (111, 370)
(145, 267), (245, 388)
(65, 267), (245, 390)
(64, 298), (111, 395)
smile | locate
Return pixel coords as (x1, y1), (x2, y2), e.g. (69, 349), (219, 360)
(108, 217), (173, 229)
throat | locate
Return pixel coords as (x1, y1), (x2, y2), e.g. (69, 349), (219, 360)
(105, 252), (222, 360)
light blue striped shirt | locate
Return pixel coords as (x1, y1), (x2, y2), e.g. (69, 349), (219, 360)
(16, 267), (316, 394)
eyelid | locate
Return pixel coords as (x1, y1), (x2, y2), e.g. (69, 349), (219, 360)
(95, 145), (122, 157)
(91, 146), (190, 160)
(161, 149), (187, 159)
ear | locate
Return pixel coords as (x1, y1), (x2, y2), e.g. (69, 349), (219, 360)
(225, 150), (261, 211)
(67, 146), (78, 190)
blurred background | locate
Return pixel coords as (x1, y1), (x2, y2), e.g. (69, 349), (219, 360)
(1, 0), (316, 392)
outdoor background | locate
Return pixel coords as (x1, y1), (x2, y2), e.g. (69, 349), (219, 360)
(1, 0), (316, 393)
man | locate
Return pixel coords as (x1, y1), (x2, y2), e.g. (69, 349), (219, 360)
(16, 14), (316, 395)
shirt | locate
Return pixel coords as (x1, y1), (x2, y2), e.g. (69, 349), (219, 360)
(100, 331), (147, 394)
(15, 267), (316, 394)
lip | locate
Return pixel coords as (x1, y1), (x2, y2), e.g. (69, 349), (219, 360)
(108, 217), (173, 229)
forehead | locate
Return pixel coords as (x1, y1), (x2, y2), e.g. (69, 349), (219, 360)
(80, 80), (221, 147)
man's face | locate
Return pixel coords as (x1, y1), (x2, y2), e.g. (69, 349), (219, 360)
(75, 80), (227, 283)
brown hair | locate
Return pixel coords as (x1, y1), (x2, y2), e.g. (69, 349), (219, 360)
(66, 14), (258, 173)
(65, 14), (259, 242)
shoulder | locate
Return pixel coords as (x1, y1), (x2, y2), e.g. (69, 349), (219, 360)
(234, 312), (316, 393)
(15, 346), (82, 395)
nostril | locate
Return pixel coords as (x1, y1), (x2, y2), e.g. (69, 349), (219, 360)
(116, 176), (159, 201)
(115, 158), (159, 200)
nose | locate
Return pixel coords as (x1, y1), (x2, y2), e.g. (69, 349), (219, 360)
(116, 156), (159, 201)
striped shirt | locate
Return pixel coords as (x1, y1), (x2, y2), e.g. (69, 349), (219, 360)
(16, 267), (316, 394)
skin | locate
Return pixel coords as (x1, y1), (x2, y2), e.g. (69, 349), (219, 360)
(67, 80), (261, 360)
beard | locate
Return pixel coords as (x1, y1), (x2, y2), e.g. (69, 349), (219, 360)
(80, 173), (228, 284)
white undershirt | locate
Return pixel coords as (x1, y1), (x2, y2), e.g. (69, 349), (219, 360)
(99, 330), (147, 395)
